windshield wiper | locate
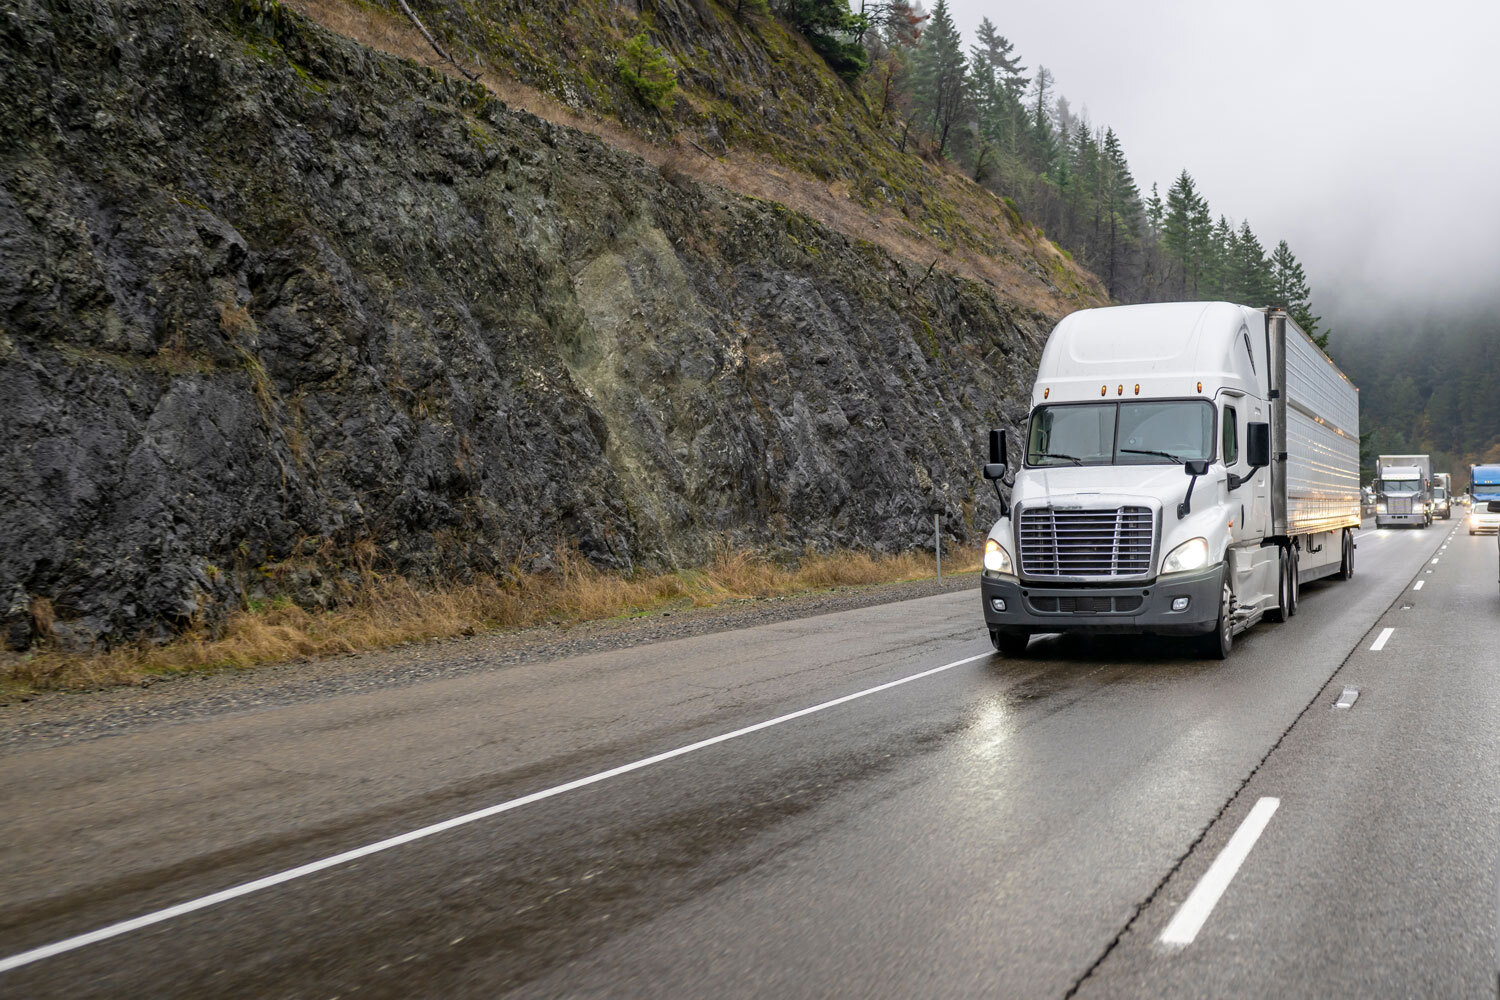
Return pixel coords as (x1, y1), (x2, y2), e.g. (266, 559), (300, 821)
(1121, 448), (1190, 462)
(1032, 451), (1084, 465)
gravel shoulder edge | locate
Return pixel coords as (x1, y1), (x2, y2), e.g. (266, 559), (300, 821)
(1, 573), (982, 753)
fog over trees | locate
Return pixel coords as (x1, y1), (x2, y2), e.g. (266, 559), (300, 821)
(776, 0), (1500, 481)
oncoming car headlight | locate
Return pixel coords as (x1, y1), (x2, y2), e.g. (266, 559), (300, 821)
(983, 538), (1013, 575)
(1162, 537), (1210, 574)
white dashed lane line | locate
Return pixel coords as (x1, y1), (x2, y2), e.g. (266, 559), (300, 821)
(1159, 797), (1282, 946)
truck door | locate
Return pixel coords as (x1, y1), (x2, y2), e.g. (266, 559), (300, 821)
(1223, 395), (1274, 607)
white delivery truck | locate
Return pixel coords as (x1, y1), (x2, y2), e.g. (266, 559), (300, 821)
(1375, 454), (1432, 528)
(980, 302), (1361, 659)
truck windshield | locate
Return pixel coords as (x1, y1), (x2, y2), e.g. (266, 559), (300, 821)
(1435, 488), (1448, 499)
(1026, 401), (1215, 467)
(1380, 479), (1420, 494)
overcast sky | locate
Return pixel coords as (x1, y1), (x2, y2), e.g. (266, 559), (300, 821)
(945, 0), (1500, 330)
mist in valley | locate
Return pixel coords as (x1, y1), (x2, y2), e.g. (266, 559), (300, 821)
(945, 0), (1500, 474)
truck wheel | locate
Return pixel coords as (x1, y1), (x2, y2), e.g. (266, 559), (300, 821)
(1267, 548), (1292, 622)
(1200, 574), (1233, 660)
(989, 630), (1030, 657)
(1335, 530), (1354, 581)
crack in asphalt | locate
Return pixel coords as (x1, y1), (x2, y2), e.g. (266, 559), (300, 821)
(1061, 541), (1440, 999)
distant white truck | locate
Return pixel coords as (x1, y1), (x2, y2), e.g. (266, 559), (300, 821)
(981, 302), (1360, 660)
(1375, 454), (1432, 528)
(1432, 472), (1452, 520)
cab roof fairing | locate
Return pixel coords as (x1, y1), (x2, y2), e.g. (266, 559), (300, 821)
(1031, 302), (1266, 407)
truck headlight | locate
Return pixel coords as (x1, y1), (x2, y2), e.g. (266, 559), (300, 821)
(1162, 537), (1210, 573)
(1376, 503), (1386, 513)
(983, 538), (1013, 574)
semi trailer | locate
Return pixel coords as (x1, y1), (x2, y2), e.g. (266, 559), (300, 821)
(1375, 454), (1432, 528)
(980, 302), (1360, 660)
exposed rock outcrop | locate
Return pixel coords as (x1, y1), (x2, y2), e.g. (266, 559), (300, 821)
(0, 0), (1052, 648)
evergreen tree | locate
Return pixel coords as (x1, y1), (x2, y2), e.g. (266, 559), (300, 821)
(1026, 65), (1057, 173)
(1100, 127), (1142, 297)
(1208, 215), (1234, 298)
(909, 0), (969, 156)
(1163, 171), (1213, 296)
(971, 15), (1027, 149)
(617, 33), (677, 111)
(776, 0), (868, 79)
(1229, 220), (1273, 305)
(1188, 191), (1213, 296)
(1269, 239), (1322, 343)
(1145, 182), (1164, 238)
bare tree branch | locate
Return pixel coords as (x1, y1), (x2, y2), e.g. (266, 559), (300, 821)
(393, 0), (481, 82)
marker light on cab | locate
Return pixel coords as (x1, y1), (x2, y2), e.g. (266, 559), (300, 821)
(1162, 537), (1210, 574)
(983, 538), (1013, 575)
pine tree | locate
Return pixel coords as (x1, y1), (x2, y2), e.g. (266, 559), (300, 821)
(617, 33), (677, 111)
(777, 0), (868, 79)
(909, 0), (969, 156)
(1162, 171), (1217, 297)
(1229, 220), (1273, 305)
(1208, 215), (1234, 299)
(1026, 65), (1056, 173)
(1101, 127), (1142, 298)
(1269, 239), (1324, 345)
(1188, 192), (1213, 297)
(1145, 182), (1164, 239)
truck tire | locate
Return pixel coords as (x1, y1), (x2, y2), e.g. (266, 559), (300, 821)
(989, 630), (1030, 657)
(1335, 530), (1354, 581)
(1200, 572), (1233, 660)
(1267, 547), (1292, 622)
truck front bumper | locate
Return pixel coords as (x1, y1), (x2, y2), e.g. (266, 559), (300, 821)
(981, 564), (1222, 636)
(1376, 513), (1426, 527)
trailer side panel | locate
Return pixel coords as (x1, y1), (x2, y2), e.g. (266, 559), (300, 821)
(1282, 318), (1361, 534)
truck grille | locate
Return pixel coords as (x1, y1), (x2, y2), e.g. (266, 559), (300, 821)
(1388, 497), (1412, 514)
(1017, 506), (1155, 579)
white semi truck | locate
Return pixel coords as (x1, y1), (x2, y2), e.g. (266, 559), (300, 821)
(1432, 472), (1452, 520)
(1375, 454), (1432, 528)
(980, 302), (1361, 659)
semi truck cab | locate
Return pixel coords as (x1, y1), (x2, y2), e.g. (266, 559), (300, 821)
(980, 302), (1359, 660)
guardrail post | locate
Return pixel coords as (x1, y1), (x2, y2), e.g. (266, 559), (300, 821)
(935, 512), (942, 582)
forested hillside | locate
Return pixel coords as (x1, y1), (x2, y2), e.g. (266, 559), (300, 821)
(1335, 309), (1500, 484)
(354, 0), (1323, 329)
(847, 0), (1323, 332)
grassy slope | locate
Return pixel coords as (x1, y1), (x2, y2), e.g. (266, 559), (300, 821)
(286, 0), (1108, 316)
(5, 550), (977, 691)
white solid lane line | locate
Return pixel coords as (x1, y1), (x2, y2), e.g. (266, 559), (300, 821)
(1371, 627), (1395, 651)
(0, 649), (993, 975)
(1159, 797), (1281, 946)
(1414, 580), (1425, 591)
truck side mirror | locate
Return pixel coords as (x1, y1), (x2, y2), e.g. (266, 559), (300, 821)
(1178, 460), (1209, 518)
(1246, 422), (1271, 468)
(984, 429), (1008, 481)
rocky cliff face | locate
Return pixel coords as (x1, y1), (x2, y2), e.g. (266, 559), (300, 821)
(0, 0), (1054, 649)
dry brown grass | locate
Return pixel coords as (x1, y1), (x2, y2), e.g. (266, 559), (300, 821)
(1, 548), (978, 694)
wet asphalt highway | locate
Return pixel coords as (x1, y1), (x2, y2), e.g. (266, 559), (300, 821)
(1, 518), (1493, 998)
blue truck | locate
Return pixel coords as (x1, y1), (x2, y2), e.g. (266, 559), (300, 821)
(1468, 464), (1500, 536)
